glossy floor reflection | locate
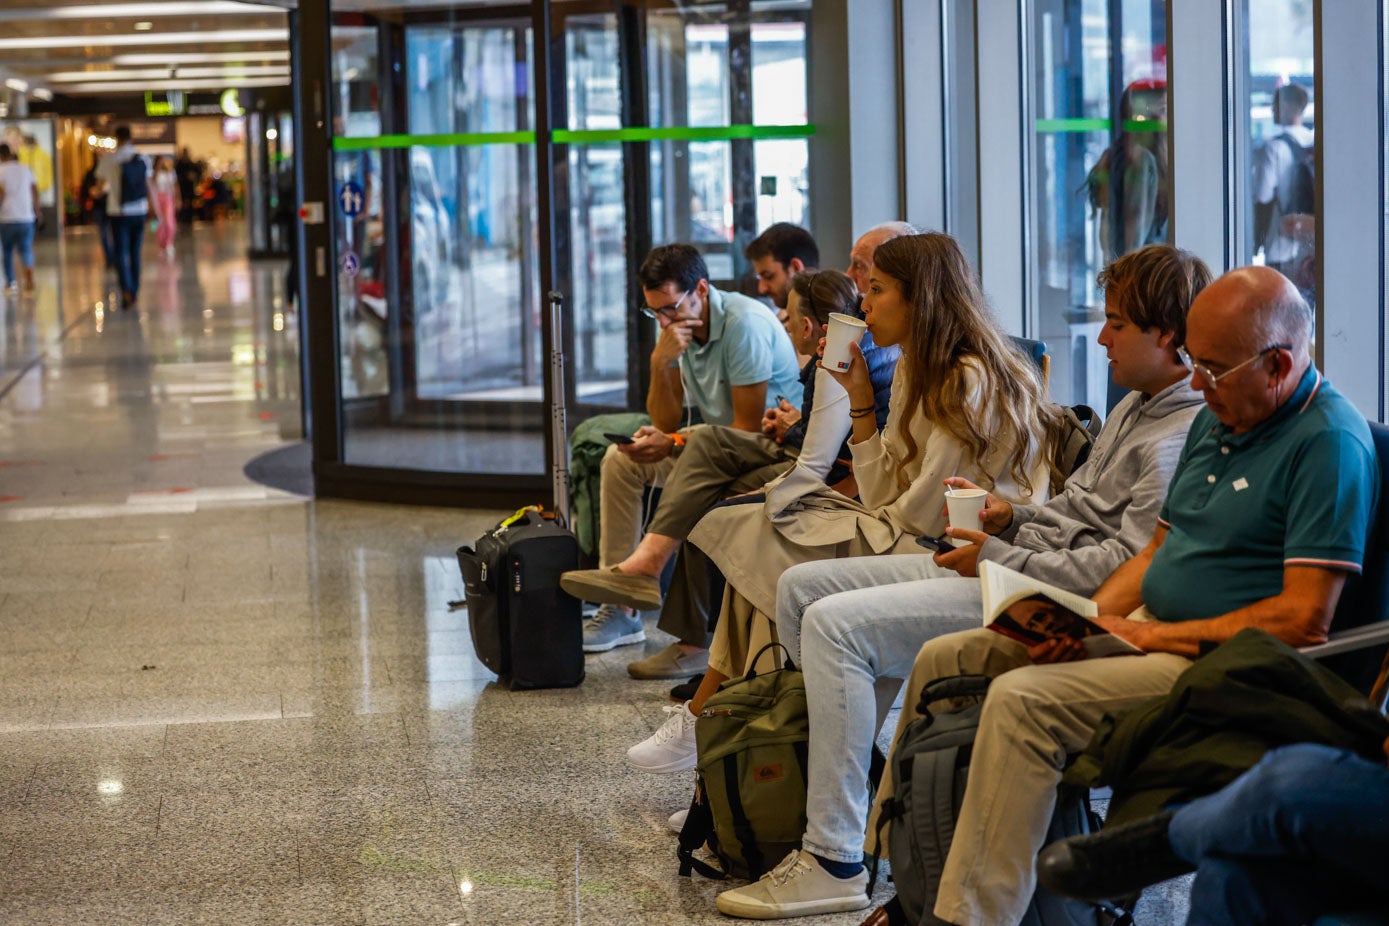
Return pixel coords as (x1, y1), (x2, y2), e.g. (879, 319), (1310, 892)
(0, 222), (890, 925)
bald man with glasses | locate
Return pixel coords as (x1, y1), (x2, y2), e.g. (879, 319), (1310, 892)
(878, 266), (1378, 926)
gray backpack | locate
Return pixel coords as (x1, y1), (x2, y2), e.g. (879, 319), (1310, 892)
(871, 675), (1130, 926)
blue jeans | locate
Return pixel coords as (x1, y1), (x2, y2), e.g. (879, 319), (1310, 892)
(96, 210), (116, 268)
(111, 213), (146, 298)
(1169, 743), (1389, 926)
(772, 554), (975, 863)
(0, 221), (35, 286)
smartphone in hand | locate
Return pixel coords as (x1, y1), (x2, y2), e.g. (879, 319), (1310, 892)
(603, 432), (636, 445)
(915, 534), (947, 552)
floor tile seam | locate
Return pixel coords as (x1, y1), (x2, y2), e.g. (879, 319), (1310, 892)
(0, 305), (97, 407)
(18, 760), (38, 803)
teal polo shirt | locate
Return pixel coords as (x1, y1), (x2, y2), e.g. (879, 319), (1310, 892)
(680, 286), (803, 426)
(1142, 367), (1378, 623)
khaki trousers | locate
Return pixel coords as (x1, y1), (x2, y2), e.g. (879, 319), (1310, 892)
(597, 440), (682, 568)
(873, 625), (1192, 926)
(645, 426), (794, 539)
(598, 426), (792, 569)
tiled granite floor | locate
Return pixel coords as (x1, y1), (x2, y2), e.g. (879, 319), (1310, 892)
(0, 222), (896, 925)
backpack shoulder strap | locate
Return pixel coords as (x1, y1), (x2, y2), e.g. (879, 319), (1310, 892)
(676, 780), (727, 880)
(914, 745), (965, 907)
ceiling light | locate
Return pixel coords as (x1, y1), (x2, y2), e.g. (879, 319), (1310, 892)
(31, 87), (52, 101)
(46, 65), (290, 82)
(58, 77), (289, 94)
(4, 78), (29, 92)
(0, 2), (271, 21)
(133, 21), (153, 31)
(112, 50), (290, 65)
(0, 29), (286, 51)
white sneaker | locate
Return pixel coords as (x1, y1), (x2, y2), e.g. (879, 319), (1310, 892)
(667, 807), (688, 833)
(626, 701), (698, 773)
(715, 850), (870, 919)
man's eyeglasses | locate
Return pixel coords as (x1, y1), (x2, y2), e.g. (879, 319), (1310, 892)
(1178, 343), (1291, 390)
(640, 289), (691, 320)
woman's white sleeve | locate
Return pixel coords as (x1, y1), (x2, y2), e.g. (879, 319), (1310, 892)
(763, 367), (850, 517)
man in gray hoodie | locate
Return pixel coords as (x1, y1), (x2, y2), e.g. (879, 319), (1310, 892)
(712, 243), (1213, 920)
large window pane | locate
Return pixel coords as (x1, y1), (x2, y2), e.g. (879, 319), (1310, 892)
(752, 21), (810, 230)
(331, 10), (542, 475)
(566, 15), (628, 405)
(1244, 0), (1315, 305)
(648, 14), (737, 277)
(330, 25), (387, 402)
(647, 7), (811, 284)
(406, 26), (538, 401)
(1031, 0), (1169, 411)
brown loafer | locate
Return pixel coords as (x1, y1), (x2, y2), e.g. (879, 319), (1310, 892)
(560, 566), (663, 611)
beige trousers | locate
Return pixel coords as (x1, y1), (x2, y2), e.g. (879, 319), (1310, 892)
(597, 439), (682, 568)
(872, 625), (1192, 926)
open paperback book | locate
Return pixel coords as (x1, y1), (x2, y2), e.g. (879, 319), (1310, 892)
(979, 561), (1143, 657)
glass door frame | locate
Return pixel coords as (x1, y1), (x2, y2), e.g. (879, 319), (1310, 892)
(296, 0), (618, 507)
(295, 0), (811, 507)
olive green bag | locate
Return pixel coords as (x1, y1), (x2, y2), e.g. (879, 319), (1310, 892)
(677, 643), (809, 881)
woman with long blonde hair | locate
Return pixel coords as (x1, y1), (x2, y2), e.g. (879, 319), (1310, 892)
(625, 232), (1063, 773)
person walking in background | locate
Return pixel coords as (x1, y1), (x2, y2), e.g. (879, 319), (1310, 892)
(96, 126), (150, 310)
(1082, 81), (1169, 263)
(153, 156), (177, 255)
(1254, 82), (1316, 290)
(0, 142), (40, 294)
(175, 147), (201, 224)
(82, 153), (117, 272)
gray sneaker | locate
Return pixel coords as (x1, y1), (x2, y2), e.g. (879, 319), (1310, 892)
(582, 603), (646, 653)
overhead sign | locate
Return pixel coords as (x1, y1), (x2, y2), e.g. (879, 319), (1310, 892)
(144, 91), (186, 117)
(219, 88), (245, 118)
(338, 180), (365, 217)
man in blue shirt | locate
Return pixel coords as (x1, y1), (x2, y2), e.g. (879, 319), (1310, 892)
(569, 244), (801, 648)
(734, 267), (1378, 924)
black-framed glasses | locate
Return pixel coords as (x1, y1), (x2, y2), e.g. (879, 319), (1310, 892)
(640, 288), (691, 320)
(1178, 343), (1291, 390)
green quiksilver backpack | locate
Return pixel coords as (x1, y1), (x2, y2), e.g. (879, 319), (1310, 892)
(677, 642), (809, 881)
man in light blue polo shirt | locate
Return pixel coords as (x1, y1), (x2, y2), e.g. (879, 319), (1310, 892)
(581, 243), (801, 630)
(851, 267), (1378, 926)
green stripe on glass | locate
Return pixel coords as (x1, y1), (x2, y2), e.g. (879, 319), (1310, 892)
(1034, 118), (1168, 134)
(553, 124), (815, 143)
(333, 131), (537, 150)
(330, 124), (814, 150)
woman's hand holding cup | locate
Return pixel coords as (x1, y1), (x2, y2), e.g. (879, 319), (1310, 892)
(819, 338), (873, 409)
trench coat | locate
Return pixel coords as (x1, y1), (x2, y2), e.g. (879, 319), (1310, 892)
(688, 362), (1050, 617)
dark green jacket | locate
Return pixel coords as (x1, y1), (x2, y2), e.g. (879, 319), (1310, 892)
(1065, 628), (1389, 826)
(569, 412), (651, 558)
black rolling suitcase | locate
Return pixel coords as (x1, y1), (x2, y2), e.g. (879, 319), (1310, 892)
(455, 291), (584, 690)
(456, 507), (584, 689)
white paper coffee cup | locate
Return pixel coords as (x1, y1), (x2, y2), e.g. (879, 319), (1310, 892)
(823, 312), (869, 372)
(944, 488), (988, 547)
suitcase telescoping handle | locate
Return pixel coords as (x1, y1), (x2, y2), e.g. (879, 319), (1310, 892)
(546, 290), (571, 528)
